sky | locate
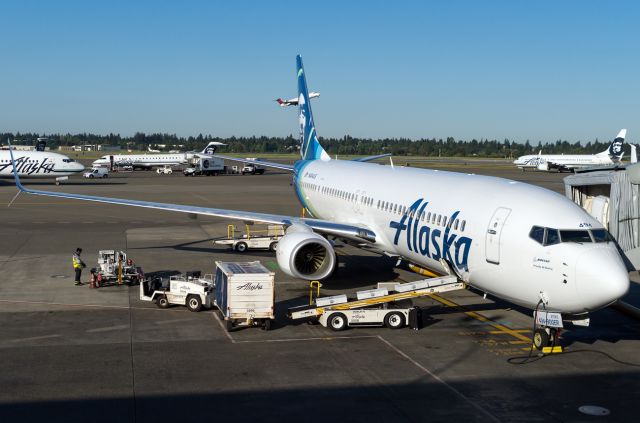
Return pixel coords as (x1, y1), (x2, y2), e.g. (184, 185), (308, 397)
(1, 1), (639, 143)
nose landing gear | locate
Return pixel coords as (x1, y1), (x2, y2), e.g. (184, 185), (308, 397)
(533, 327), (562, 353)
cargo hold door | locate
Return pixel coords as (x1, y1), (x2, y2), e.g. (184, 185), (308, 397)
(485, 207), (511, 265)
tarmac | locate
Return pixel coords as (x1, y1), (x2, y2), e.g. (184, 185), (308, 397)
(1, 163), (639, 422)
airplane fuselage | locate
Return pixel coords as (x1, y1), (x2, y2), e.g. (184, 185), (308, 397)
(0, 151), (84, 178)
(514, 153), (614, 170)
(294, 159), (629, 314)
(93, 153), (189, 169)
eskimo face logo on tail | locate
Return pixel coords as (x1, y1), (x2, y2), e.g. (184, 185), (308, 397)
(609, 138), (624, 159)
(389, 198), (472, 271)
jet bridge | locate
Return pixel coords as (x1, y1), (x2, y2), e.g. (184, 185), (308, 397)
(564, 164), (640, 269)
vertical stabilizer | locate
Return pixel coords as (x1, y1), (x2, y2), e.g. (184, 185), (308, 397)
(603, 129), (626, 162)
(297, 55), (330, 161)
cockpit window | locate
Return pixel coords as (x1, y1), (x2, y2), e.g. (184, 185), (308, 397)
(560, 230), (592, 243)
(62, 158), (75, 163)
(545, 229), (560, 246)
(591, 229), (612, 243)
(529, 226), (544, 244)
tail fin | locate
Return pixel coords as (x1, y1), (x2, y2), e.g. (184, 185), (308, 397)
(297, 55), (330, 161)
(200, 142), (226, 155)
(599, 129), (626, 161)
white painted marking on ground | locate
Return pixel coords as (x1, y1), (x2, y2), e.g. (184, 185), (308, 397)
(7, 334), (62, 343)
(377, 335), (501, 423)
(86, 324), (129, 333)
(0, 298), (185, 312)
(154, 318), (197, 325)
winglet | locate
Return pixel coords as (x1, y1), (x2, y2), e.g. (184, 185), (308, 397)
(7, 140), (27, 193)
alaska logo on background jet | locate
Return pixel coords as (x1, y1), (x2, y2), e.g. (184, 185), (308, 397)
(513, 129), (629, 172)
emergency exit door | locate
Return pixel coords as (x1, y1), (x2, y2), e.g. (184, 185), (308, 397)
(485, 207), (511, 264)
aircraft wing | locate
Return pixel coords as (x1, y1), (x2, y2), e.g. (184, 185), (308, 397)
(8, 147), (374, 243)
(212, 155), (295, 171)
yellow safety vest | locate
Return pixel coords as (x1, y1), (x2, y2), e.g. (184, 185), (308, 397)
(72, 254), (82, 269)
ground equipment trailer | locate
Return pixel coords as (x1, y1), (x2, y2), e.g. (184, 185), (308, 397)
(140, 271), (214, 312)
(213, 224), (284, 252)
(183, 156), (225, 176)
(94, 250), (143, 286)
(214, 261), (275, 331)
(288, 276), (462, 330)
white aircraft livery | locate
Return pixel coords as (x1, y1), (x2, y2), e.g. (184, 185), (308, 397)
(513, 129), (627, 171)
(1, 147), (84, 182)
(92, 142), (226, 170)
(276, 91), (319, 107)
(9, 56), (629, 329)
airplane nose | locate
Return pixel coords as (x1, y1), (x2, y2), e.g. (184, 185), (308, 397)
(76, 163), (85, 171)
(576, 247), (629, 311)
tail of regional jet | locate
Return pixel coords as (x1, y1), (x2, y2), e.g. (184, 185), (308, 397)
(297, 55), (330, 161)
(597, 129), (626, 162)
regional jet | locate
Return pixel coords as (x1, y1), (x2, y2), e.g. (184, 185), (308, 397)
(276, 91), (319, 107)
(1, 142), (84, 184)
(92, 142), (226, 170)
(514, 129), (628, 172)
(9, 56), (629, 340)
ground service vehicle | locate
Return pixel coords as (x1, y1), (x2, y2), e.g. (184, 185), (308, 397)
(140, 271), (214, 311)
(241, 158), (265, 175)
(214, 261), (275, 331)
(95, 250), (143, 286)
(183, 157), (225, 176)
(213, 224), (284, 252)
(83, 168), (109, 178)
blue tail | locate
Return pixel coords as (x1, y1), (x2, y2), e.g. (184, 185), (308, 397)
(297, 55), (330, 161)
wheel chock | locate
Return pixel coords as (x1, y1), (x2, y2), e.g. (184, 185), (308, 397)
(541, 345), (563, 354)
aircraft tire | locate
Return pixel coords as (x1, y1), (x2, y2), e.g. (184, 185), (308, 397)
(533, 328), (549, 350)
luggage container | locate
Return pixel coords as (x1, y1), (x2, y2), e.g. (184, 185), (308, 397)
(214, 261), (275, 331)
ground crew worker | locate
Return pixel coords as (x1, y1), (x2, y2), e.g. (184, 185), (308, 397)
(72, 248), (86, 286)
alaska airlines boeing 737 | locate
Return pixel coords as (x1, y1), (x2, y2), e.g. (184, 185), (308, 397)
(9, 56), (629, 336)
(1, 146), (84, 183)
(513, 129), (628, 172)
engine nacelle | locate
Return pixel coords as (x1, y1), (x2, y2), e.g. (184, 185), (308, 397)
(276, 225), (336, 280)
(536, 161), (549, 171)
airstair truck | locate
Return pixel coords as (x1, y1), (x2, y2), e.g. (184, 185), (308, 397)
(214, 261), (275, 331)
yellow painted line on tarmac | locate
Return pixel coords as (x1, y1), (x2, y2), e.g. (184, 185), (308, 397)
(429, 293), (531, 343)
(489, 329), (530, 334)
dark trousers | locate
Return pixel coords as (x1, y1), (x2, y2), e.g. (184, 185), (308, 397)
(74, 268), (82, 283)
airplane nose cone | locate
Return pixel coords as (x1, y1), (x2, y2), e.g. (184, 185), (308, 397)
(75, 162), (85, 172)
(576, 247), (629, 311)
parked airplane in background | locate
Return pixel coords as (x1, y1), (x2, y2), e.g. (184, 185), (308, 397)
(276, 91), (319, 107)
(1, 143), (84, 184)
(514, 129), (628, 172)
(148, 146), (161, 153)
(9, 56), (629, 348)
(92, 142), (226, 170)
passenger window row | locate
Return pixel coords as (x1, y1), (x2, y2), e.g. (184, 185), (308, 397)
(302, 180), (467, 232)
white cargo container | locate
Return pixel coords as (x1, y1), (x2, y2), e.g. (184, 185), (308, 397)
(214, 261), (275, 331)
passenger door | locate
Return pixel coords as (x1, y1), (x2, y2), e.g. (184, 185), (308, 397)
(485, 207), (512, 264)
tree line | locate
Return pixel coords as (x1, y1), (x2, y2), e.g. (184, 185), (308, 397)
(0, 132), (622, 158)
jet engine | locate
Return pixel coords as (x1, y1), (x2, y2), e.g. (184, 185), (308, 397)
(276, 224), (336, 280)
(536, 161), (549, 171)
